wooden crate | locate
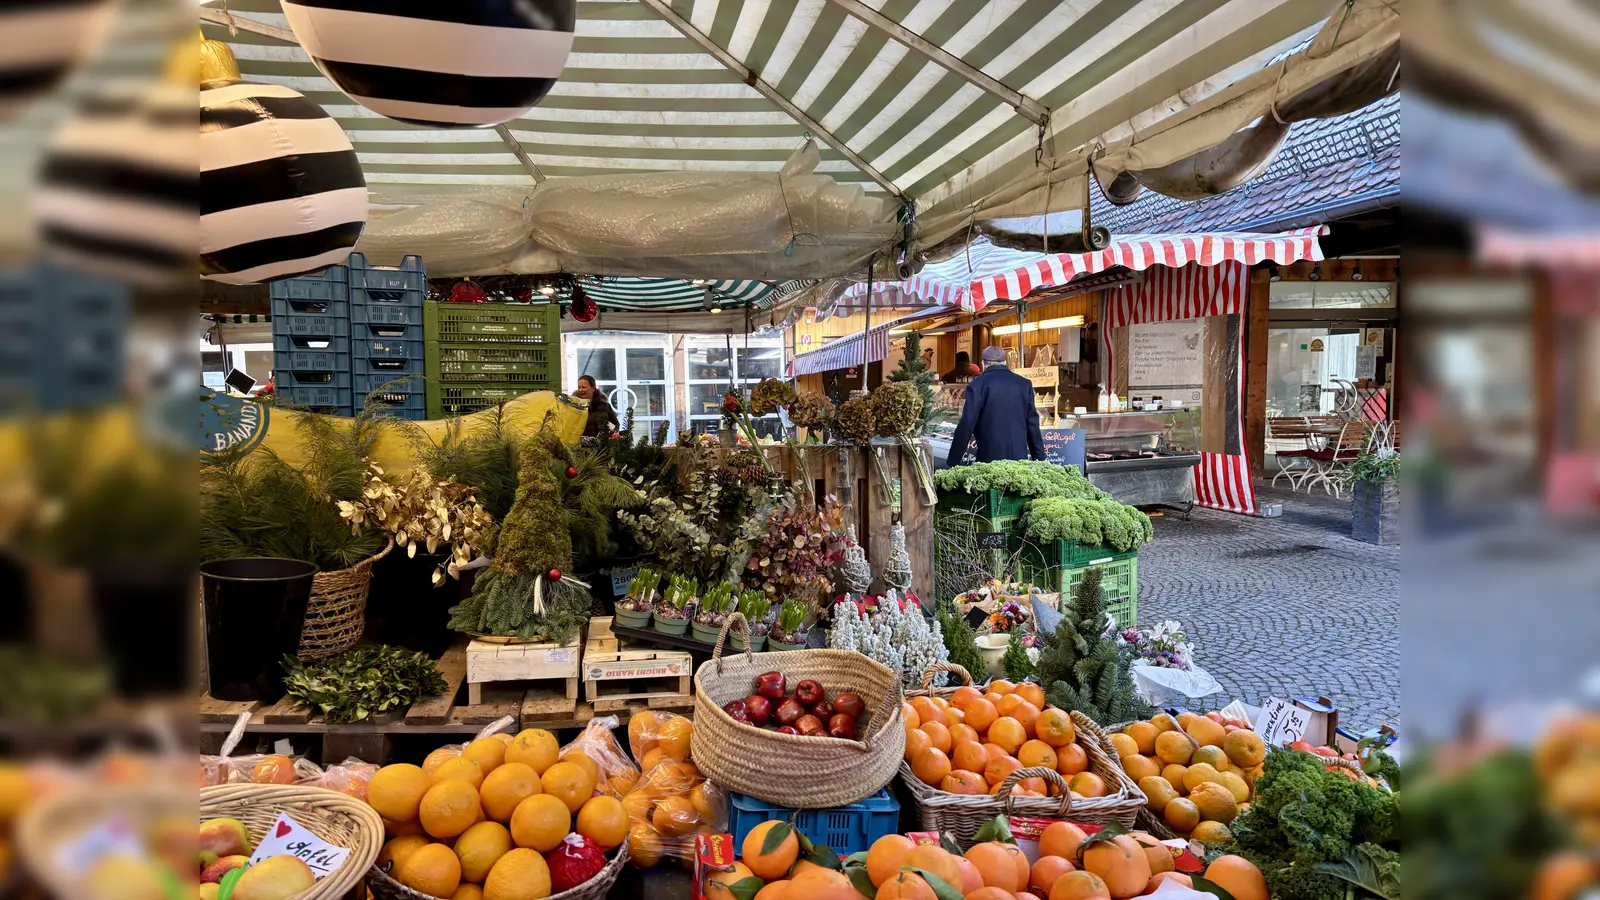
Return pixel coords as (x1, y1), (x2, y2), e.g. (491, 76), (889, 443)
(465, 637), (581, 709)
(586, 616), (619, 654)
(583, 648), (693, 712)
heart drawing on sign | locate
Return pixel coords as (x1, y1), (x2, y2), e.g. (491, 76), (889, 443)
(275, 821), (292, 838)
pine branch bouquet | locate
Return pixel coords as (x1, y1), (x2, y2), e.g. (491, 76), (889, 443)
(935, 600), (986, 682)
(1035, 567), (1150, 724)
(337, 461), (494, 584)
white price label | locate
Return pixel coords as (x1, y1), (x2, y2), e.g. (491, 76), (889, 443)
(56, 816), (145, 873)
(248, 813), (349, 879)
(544, 648), (574, 665)
(1253, 698), (1312, 747)
(610, 568), (639, 597)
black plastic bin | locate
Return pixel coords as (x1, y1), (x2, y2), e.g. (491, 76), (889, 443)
(90, 563), (193, 698)
(199, 558), (317, 702)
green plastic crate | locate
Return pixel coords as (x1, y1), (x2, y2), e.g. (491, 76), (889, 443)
(424, 341), (560, 385)
(423, 300), (559, 343)
(425, 382), (538, 418)
(1019, 547), (1138, 628)
(935, 488), (1030, 532)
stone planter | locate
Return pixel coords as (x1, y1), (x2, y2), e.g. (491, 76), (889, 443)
(1351, 477), (1399, 545)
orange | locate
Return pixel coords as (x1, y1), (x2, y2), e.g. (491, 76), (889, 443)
(1039, 821), (1088, 863)
(1049, 870), (1111, 900)
(989, 680), (1017, 695)
(433, 757), (486, 790)
(1185, 717), (1226, 749)
(689, 782), (719, 822)
(983, 691), (1005, 708)
(742, 820), (799, 880)
(1082, 834), (1150, 899)
(1107, 734), (1139, 759)
(1036, 708), (1076, 747)
(369, 764), (432, 823)
(952, 741), (988, 773)
(1121, 754), (1161, 782)
(984, 754), (1022, 787)
(424, 747), (462, 777)
(1010, 701), (1041, 738)
(930, 696), (949, 710)
(965, 889), (1012, 900)
(575, 795), (628, 850)
(541, 761), (597, 814)
(950, 723), (979, 747)
(482, 847), (550, 900)
(640, 747), (669, 774)
(920, 722), (952, 754)
(560, 750), (602, 788)
(1161, 764), (1189, 792)
(752, 883), (787, 900)
(1067, 772), (1106, 799)
(865, 834), (915, 887)
(419, 780), (483, 840)
(384, 816), (424, 839)
(704, 862), (758, 900)
(462, 738), (507, 776)
(1191, 821), (1233, 845)
(451, 885), (484, 900)
(606, 768), (640, 797)
(1223, 730), (1266, 768)
(1124, 722), (1158, 756)
(1164, 797), (1200, 832)
(509, 794), (570, 852)
(910, 697), (943, 728)
(453, 821), (511, 883)
(1175, 712), (1199, 729)
(396, 842), (461, 898)
(996, 694), (1024, 718)
(877, 871), (936, 900)
(1204, 855), (1268, 900)
(249, 754), (296, 785)
(377, 835), (431, 874)
(621, 790), (653, 823)
(940, 770), (986, 795)
(658, 717), (694, 761)
(950, 686), (984, 709)
(1013, 682), (1045, 709)
(1148, 872), (1194, 892)
(628, 711), (662, 758)
(479, 762), (540, 823)
(982, 743), (1009, 765)
(965, 841), (1022, 892)
(963, 699), (999, 734)
(940, 705), (966, 729)
(953, 856), (984, 894)
(903, 844), (964, 895)
(1055, 743), (1089, 776)
(988, 717), (1026, 755)
(627, 823), (664, 867)
(904, 728), (932, 762)
(1018, 739), (1058, 771)
(652, 795), (698, 838)
(911, 747), (952, 786)
(1138, 776), (1179, 813)
(901, 701), (921, 730)
(1150, 713), (1181, 734)
(1154, 731), (1197, 765)
(505, 729), (560, 775)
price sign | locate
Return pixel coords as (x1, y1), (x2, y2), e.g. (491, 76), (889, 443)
(247, 813), (350, 880)
(974, 532), (1009, 550)
(610, 567), (639, 597)
(1253, 697), (1313, 747)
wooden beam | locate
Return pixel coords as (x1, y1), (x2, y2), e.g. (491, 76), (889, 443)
(634, 0), (903, 200)
(1246, 270), (1270, 476)
(821, 0), (1049, 127)
(199, 8), (297, 43)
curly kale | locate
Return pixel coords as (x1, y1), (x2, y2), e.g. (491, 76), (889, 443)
(1363, 746), (1402, 789)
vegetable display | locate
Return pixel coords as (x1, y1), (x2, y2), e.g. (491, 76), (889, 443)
(1021, 496), (1154, 553)
(935, 459), (1108, 500)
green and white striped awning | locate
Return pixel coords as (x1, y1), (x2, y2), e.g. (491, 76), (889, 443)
(580, 277), (810, 311)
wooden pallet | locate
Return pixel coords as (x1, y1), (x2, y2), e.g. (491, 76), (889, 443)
(464, 637), (581, 709)
(584, 647), (693, 711)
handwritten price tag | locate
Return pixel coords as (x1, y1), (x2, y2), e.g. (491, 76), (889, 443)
(1253, 697), (1312, 747)
(610, 568), (638, 597)
(55, 815), (145, 873)
(974, 532), (1009, 550)
(247, 813), (349, 879)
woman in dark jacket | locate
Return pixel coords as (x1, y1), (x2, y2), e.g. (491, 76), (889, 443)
(576, 375), (619, 437)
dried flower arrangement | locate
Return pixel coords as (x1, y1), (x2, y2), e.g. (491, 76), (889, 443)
(785, 392), (835, 440)
(742, 495), (847, 606)
(338, 462), (495, 584)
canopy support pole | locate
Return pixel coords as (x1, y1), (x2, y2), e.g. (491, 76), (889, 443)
(635, 0), (904, 200)
(199, 8), (295, 43)
(494, 125), (548, 183)
(821, 0), (1049, 127)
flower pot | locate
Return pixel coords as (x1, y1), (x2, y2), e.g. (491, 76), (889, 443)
(614, 606), (652, 629)
(199, 557), (318, 702)
(691, 621), (723, 644)
(1351, 477), (1399, 545)
(767, 637), (806, 652)
(975, 633), (1010, 679)
(652, 615), (689, 636)
(90, 562), (193, 699)
(730, 632), (765, 652)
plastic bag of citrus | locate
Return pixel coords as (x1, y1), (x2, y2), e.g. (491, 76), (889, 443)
(303, 756), (380, 801)
(618, 730), (729, 866)
(559, 715), (640, 797)
(205, 712), (323, 786)
(626, 709), (695, 770)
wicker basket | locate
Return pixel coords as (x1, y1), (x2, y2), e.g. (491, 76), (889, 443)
(200, 783), (383, 899)
(691, 612), (906, 809)
(299, 540), (392, 660)
(899, 664), (1144, 848)
(368, 837), (629, 900)
(17, 785), (193, 897)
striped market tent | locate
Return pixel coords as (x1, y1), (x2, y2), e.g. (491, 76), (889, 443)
(579, 276), (810, 311)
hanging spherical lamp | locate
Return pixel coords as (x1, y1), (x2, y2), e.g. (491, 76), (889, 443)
(569, 282), (597, 322)
(280, 0), (576, 127)
(197, 33), (367, 284)
(0, 0), (116, 120)
(449, 280), (487, 304)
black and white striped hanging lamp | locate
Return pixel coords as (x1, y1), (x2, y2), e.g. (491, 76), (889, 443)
(200, 32), (368, 284)
(279, 0), (576, 128)
(0, 0), (116, 120)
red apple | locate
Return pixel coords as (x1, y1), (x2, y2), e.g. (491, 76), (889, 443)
(795, 679), (824, 706)
(722, 699), (751, 724)
(1223, 724), (1240, 735)
(809, 699), (834, 720)
(827, 713), (856, 740)
(754, 671), (786, 701)
(775, 726), (799, 736)
(1204, 710), (1225, 723)
(775, 697), (804, 726)
(744, 694), (773, 726)
(795, 714), (825, 736)
(833, 692), (865, 719)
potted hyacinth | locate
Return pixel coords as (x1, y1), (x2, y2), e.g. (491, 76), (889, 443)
(767, 597), (811, 651)
(615, 567), (659, 629)
(653, 573), (696, 636)
(691, 580), (736, 644)
(730, 589), (771, 651)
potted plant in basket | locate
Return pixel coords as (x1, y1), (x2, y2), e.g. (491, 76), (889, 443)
(615, 567), (659, 629)
(1347, 434), (1399, 546)
(731, 590), (771, 650)
(691, 580), (736, 644)
(654, 574), (695, 636)
(767, 597), (812, 651)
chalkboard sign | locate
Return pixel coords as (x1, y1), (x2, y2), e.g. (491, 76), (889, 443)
(974, 532), (1008, 550)
(1040, 427), (1086, 471)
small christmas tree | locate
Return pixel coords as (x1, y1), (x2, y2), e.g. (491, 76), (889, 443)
(1035, 568), (1149, 724)
(936, 600), (987, 681)
(1002, 628), (1036, 681)
(882, 522), (913, 592)
(837, 524), (872, 595)
(888, 330), (937, 435)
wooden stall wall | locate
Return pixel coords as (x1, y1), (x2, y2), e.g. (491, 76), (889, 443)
(988, 294), (1097, 366)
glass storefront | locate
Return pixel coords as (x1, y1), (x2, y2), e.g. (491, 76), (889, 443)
(565, 334), (675, 437)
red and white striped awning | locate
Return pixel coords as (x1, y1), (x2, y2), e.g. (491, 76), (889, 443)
(788, 317), (903, 377)
(970, 226), (1329, 307)
(1477, 227), (1600, 270)
(839, 240), (1053, 312)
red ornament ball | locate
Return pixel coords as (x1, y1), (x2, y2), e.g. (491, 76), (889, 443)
(565, 466), (578, 478)
(547, 568), (562, 581)
(546, 834), (607, 893)
(448, 280), (486, 304)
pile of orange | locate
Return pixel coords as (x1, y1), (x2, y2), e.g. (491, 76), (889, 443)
(903, 680), (1103, 800)
(1111, 711), (1264, 845)
(617, 711), (725, 869)
(367, 730), (627, 899)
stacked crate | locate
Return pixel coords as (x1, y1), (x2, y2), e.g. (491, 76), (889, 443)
(0, 262), (129, 413)
(423, 300), (561, 418)
(269, 253), (428, 419)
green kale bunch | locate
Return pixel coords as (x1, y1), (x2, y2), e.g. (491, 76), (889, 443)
(935, 459), (1109, 500)
(1021, 497), (1154, 552)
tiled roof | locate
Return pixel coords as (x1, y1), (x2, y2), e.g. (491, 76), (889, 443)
(1093, 94), (1400, 235)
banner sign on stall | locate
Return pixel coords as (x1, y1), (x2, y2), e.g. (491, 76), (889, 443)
(1253, 697), (1312, 747)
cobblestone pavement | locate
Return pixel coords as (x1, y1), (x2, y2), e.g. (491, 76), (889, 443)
(1136, 482), (1399, 731)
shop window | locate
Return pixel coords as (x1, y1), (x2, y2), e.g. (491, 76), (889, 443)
(1270, 282), (1395, 309)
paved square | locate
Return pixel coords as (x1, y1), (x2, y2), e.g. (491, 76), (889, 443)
(1135, 484), (1399, 731)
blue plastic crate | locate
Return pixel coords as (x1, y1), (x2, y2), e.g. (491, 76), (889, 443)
(348, 252), (426, 296)
(276, 385), (351, 412)
(273, 312), (350, 339)
(354, 355), (421, 378)
(351, 298), (422, 327)
(728, 789), (899, 856)
(0, 262), (128, 412)
(352, 320), (422, 341)
(273, 334), (349, 374)
(268, 264), (349, 302)
(351, 336), (423, 362)
(280, 369), (352, 390)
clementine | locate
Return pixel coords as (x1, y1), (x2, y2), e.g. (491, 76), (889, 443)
(910, 747), (952, 786)
(865, 834), (915, 886)
(1018, 739), (1058, 771)
(1055, 743), (1089, 776)
(1013, 682), (1045, 709)
(904, 728), (932, 761)
(988, 717), (1027, 755)
(920, 721), (952, 754)
(1035, 708), (1076, 748)
(964, 699), (999, 734)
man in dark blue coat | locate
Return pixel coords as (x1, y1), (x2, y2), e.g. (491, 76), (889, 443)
(946, 345), (1047, 467)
